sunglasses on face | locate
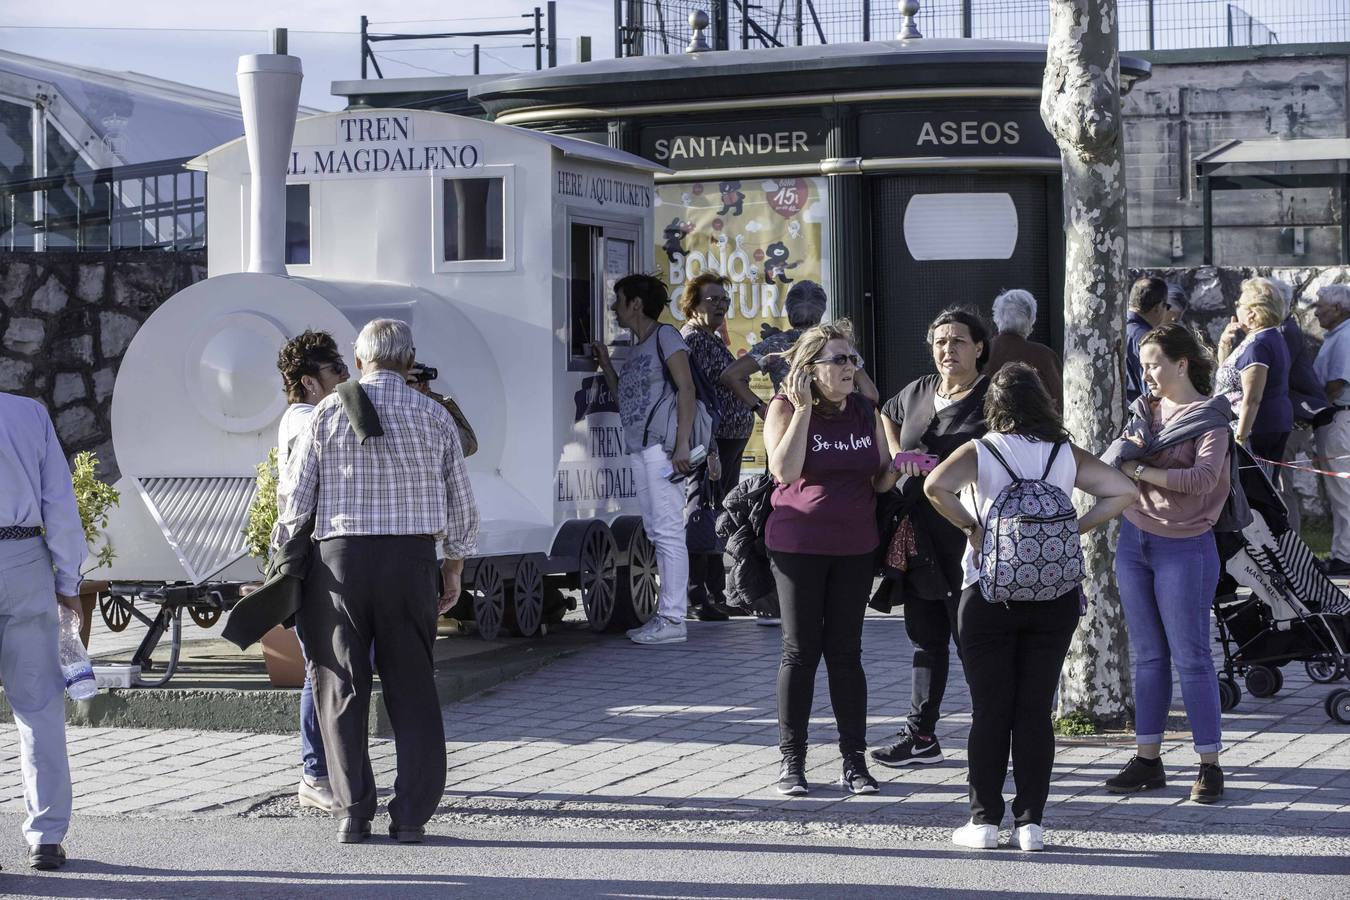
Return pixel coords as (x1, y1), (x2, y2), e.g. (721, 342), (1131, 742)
(812, 353), (861, 368)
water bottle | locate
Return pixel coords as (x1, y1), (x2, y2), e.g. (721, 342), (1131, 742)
(58, 606), (97, 700)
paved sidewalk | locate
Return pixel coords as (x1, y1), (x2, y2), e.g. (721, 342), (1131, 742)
(3, 611), (1347, 840)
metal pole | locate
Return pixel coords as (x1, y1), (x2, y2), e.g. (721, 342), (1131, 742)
(862, 0), (870, 41)
(360, 15), (368, 78)
(474, 43), (481, 74)
(547, 1), (557, 67)
(794, 0), (803, 46)
(1226, 4), (1234, 46)
(533, 7), (543, 69)
(1202, 176), (1213, 265)
(1342, 174), (1350, 265)
(614, 0), (623, 57)
(1146, 0), (1155, 50)
(31, 103), (45, 252)
(962, 0), (973, 38)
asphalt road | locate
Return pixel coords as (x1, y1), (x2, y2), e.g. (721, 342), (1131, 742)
(0, 814), (1344, 899)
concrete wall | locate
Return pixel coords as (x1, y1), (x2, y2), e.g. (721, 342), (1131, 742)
(0, 251), (207, 480)
(1125, 44), (1350, 268)
(1131, 265), (1350, 524)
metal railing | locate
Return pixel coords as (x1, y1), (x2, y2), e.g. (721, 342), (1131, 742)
(618, 1), (1348, 56)
(0, 157), (206, 252)
(360, 4), (558, 78)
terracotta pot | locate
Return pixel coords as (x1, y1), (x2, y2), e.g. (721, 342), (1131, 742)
(259, 625), (306, 688)
(78, 580), (109, 650)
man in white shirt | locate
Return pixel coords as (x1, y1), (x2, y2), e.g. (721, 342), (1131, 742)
(0, 391), (86, 870)
(1312, 285), (1350, 575)
(272, 330), (349, 813)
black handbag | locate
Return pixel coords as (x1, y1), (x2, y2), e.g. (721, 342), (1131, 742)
(685, 468), (723, 555)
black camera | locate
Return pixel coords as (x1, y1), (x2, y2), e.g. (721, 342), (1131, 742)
(408, 362), (438, 384)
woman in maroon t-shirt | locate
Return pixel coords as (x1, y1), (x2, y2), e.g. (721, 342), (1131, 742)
(763, 320), (901, 797)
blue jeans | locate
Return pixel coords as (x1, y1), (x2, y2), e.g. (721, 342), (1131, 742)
(1115, 519), (1223, 754)
(294, 622), (328, 779)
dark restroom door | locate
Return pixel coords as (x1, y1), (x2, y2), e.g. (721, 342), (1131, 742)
(869, 173), (1059, 400)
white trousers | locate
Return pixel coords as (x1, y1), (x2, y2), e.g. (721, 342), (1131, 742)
(0, 538), (72, 846)
(1316, 412), (1350, 562)
(629, 444), (688, 620)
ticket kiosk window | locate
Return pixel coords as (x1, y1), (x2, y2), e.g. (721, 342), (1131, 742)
(567, 219), (637, 371)
(442, 177), (504, 262)
(285, 184), (311, 265)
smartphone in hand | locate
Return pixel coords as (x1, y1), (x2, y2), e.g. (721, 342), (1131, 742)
(893, 451), (940, 473)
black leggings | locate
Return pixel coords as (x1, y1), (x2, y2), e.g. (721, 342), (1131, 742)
(769, 550), (874, 756)
(957, 585), (1079, 827)
(905, 502), (965, 736)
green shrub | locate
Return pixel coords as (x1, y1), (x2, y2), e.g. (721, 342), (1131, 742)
(1053, 710), (1098, 737)
(242, 447), (279, 567)
(71, 451), (120, 573)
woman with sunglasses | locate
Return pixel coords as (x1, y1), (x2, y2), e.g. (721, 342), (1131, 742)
(763, 321), (901, 796)
(273, 330), (350, 815)
(872, 307), (990, 770)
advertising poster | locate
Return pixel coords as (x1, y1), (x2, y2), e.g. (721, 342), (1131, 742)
(653, 176), (831, 471)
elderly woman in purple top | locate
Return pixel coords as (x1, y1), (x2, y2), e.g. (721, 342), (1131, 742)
(1217, 279), (1293, 471)
(762, 320), (901, 798)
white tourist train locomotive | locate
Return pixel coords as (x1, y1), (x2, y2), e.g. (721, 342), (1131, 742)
(93, 49), (667, 678)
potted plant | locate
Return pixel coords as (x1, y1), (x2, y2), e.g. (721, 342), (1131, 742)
(71, 451), (120, 649)
(242, 448), (306, 688)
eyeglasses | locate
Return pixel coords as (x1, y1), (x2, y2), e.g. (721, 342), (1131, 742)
(319, 361), (349, 378)
(812, 353), (861, 368)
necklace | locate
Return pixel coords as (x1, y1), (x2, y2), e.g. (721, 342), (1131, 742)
(937, 376), (978, 400)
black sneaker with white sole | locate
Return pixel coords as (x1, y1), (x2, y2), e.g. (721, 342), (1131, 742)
(870, 732), (943, 768)
(776, 753), (808, 795)
(840, 752), (879, 794)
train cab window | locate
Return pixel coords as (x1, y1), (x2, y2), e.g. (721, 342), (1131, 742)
(285, 184), (311, 265)
(567, 220), (637, 372)
(442, 177), (504, 262)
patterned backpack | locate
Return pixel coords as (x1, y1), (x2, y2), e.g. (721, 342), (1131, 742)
(978, 439), (1083, 604)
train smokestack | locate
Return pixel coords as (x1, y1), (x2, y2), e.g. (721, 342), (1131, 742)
(237, 32), (302, 275)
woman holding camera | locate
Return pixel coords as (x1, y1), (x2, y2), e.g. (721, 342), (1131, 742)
(873, 308), (991, 770)
(763, 321), (900, 796)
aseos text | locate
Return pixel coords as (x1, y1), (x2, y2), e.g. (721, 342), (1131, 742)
(916, 120), (1020, 147)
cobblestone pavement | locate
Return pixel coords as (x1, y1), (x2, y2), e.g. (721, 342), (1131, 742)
(4, 611), (1347, 847)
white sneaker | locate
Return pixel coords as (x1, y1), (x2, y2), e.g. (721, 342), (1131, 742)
(629, 616), (687, 645)
(951, 820), (998, 850)
(1014, 823), (1044, 851)
(298, 774), (335, 813)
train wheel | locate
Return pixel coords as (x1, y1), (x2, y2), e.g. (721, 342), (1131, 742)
(1245, 665), (1279, 698)
(189, 607), (221, 629)
(100, 595), (133, 632)
(579, 522), (619, 633)
(613, 518), (659, 629)
(1306, 660), (1344, 683)
(1218, 677), (1242, 712)
(472, 560), (506, 641)
(511, 557), (544, 638)
(1325, 689), (1350, 725)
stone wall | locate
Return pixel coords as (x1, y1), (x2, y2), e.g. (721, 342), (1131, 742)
(0, 251), (207, 480)
(1131, 264), (1350, 524)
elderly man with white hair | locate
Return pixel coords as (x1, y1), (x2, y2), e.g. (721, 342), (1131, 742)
(1312, 284), (1350, 575)
(984, 289), (1063, 408)
(276, 317), (479, 844)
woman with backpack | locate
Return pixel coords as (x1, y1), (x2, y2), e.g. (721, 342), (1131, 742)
(923, 363), (1135, 851)
(1104, 324), (1235, 804)
(592, 274), (700, 646)
(680, 272), (755, 621)
(762, 320), (901, 796)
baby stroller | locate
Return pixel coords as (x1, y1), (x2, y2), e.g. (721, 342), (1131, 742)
(1212, 444), (1350, 723)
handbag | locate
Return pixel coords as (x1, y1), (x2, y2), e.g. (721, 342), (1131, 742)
(643, 325), (714, 455)
(433, 392), (478, 457)
(685, 470), (723, 554)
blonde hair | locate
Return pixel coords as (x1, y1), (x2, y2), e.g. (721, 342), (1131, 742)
(1237, 279), (1284, 329)
(770, 319), (857, 401)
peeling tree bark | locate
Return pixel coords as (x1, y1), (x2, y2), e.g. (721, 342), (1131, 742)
(1042, 0), (1133, 724)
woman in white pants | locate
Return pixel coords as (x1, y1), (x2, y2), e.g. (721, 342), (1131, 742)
(593, 273), (705, 645)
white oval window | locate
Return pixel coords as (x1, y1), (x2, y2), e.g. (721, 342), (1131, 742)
(903, 193), (1019, 260)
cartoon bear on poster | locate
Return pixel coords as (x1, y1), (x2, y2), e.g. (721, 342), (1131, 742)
(763, 241), (799, 285)
(717, 180), (745, 217)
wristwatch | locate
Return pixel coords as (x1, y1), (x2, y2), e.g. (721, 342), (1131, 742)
(1131, 463), (1146, 482)
(960, 522), (977, 537)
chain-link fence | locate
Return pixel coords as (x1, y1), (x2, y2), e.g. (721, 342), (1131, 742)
(618, 1), (1349, 56)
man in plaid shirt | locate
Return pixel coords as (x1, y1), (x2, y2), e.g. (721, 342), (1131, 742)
(277, 318), (478, 845)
